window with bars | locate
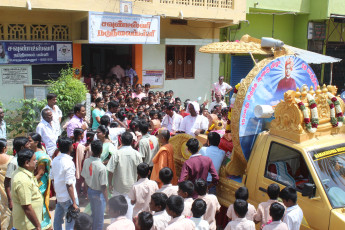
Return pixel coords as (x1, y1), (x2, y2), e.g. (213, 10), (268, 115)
(166, 45), (195, 80)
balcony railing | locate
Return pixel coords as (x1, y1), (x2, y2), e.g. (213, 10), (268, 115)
(135, 0), (233, 9)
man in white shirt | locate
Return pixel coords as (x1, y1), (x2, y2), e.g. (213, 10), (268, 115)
(125, 64), (138, 86)
(100, 114), (127, 148)
(209, 92), (227, 112)
(161, 104), (183, 134)
(199, 132), (225, 194)
(104, 101), (120, 123)
(279, 186), (303, 230)
(36, 109), (58, 157)
(50, 137), (79, 230)
(0, 107), (6, 139)
(211, 76), (232, 101)
(42, 93), (62, 136)
(178, 102), (209, 137)
(108, 64), (125, 83)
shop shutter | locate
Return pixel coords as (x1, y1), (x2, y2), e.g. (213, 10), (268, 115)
(230, 55), (254, 98)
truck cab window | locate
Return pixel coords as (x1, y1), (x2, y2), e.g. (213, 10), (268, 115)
(265, 142), (311, 191)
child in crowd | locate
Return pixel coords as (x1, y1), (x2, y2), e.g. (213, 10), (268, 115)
(254, 183), (282, 227)
(279, 186), (303, 230)
(194, 179), (220, 230)
(224, 199), (255, 230)
(84, 130), (95, 159)
(190, 199), (210, 230)
(157, 167), (179, 197)
(166, 195), (196, 230)
(134, 211), (154, 230)
(177, 180), (195, 217)
(107, 195), (135, 230)
(129, 162), (159, 217)
(81, 140), (108, 230)
(227, 186), (256, 221)
(73, 128), (86, 196)
(149, 192), (171, 230)
(74, 213), (93, 230)
(262, 202), (288, 230)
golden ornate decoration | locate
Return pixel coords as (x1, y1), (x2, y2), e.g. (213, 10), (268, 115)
(199, 34), (294, 57)
(270, 84), (345, 142)
(224, 57), (274, 176)
(169, 134), (203, 177)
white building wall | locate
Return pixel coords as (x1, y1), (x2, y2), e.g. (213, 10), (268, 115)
(142, 38), (219, 103)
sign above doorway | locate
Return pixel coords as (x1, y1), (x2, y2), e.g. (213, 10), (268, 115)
(89, 12), (160, 44)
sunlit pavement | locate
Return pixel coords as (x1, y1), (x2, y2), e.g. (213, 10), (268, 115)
(49, 196), (112, 229)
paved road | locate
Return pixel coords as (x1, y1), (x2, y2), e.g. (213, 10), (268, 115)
(49, 196), (112, 229)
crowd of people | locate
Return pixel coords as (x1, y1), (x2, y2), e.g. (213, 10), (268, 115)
(0, 73), (305, 230)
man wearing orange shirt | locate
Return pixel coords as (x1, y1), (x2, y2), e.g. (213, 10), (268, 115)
(151, 129), (177, 188)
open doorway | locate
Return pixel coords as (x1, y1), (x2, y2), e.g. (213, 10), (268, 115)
(82, 44), (133, 75)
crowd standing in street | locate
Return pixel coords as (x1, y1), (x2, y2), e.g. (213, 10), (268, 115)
(0, 69), (305, 230)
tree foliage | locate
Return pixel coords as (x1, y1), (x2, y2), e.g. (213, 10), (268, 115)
(46, 67), (88, 119)
(7, 99), (46, 137)
(6, 67), (87, 137)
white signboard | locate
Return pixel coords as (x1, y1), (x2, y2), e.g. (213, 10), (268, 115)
(56, 43), (73, 62)
(89, 12), (160, 44)
(1, 66), (29, 84)
(142, 70), (164, 88)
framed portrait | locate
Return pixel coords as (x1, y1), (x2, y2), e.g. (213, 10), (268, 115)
(120, 1), (132, 14)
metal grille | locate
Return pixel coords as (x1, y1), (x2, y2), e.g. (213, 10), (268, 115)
(8, 24), (27, 40)
(52, 25), (69, 41)
(192, 0), (204, 6)
(30, 25), (49, 40)
(220, 0), (232, 8)
(175, 0), (189, 5)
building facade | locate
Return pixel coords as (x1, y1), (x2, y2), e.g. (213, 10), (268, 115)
(220, 0), (345, 91)
(0, 0), (246, 106)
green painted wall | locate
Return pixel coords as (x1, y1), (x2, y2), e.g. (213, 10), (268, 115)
(247, 0), (310, 13)
(328, 0), (345, 16)
(219, 13), (301, 78)
(309, 0), (329, 20)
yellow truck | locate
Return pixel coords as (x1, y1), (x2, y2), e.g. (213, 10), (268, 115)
(171, 35), (345, 229)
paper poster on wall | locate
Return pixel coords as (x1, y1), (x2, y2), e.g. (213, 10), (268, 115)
(142, 70), (164, 88)
(33, 87), (46, 101)
(1, 66), (29, 84)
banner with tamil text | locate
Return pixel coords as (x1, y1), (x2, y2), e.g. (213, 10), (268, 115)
(0, 41), (73, 65)
(89, 12), (160, 44)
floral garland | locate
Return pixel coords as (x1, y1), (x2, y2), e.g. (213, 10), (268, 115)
(295, 94), (319, 133)
(327, 92), (344, 127)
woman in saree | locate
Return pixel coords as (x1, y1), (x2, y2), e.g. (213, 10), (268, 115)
(0, 138), (12, 230)
(29, 132), (52, 230)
